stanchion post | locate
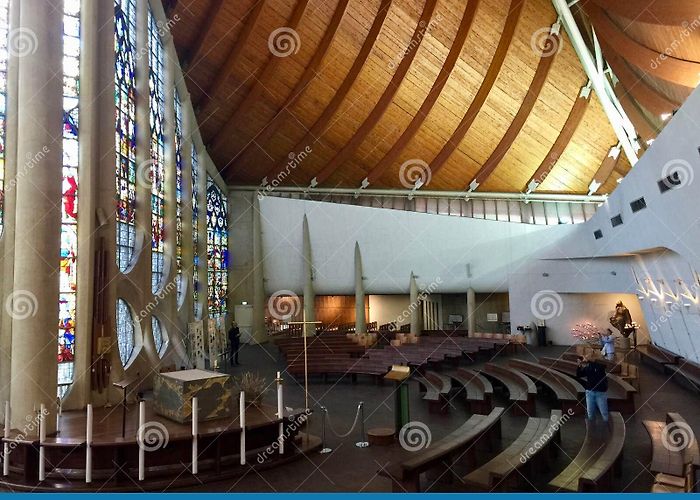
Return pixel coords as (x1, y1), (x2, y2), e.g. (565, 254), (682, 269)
(276, 371), (284, 455)
(320, 406), (332, 454)
(355, 401), (369, 448)
(191, 397), (198, 474)
(86, 404), (93, 483)
(138, 400), (145, 481)
(3, 401), (10, 476)
(38, 404), (46, 481)
(239, 392), (246, 465)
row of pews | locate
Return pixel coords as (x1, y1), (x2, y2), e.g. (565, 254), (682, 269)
(639, 343), (700, 393)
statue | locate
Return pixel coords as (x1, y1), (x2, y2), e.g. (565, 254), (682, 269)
(609, 300), (634, 338)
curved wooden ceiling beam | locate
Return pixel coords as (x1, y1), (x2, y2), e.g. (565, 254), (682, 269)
(524, 85), (591, 192)
(261, 0), (394, 185)
(210, 0), (312, 156)
(614, 86), (659, 145)
(311, 0), (440, 187)
(363, 0), (481, 187)
(588, 144), (621, 194)
(182, 0), (226, 70)
(194, 0), (267, 114)
(428, 0), (523, 179)
(584, 3), (700, 89)
(466, 31), (560, 191)
(585, 0), (700, 26)
(600, 40), (680, 117)
(230, 0), (352, 173)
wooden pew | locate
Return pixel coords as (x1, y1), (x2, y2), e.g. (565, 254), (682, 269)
(644, 412), (700, 482)
(666, 359), (700, 393)
(509, 359), (584, 415)
(463, 409), (563, 491)
(378, 407), (505, 492)
(549, 412), (626, 492)
(416, 371), (452, 413)
(480, 363), (537, 416)
(538, 357), (637, 414)
(447, 368), (493, 414)
(638, 343), (680, 372)
(651, 463), (696, 493)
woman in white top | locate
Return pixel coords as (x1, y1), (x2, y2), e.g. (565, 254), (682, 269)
(600, 328), (616, 361)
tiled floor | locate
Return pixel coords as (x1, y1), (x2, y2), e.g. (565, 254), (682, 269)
(177, 342), (700, 492)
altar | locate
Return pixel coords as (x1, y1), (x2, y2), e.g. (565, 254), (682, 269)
(153, 369), (234, 423)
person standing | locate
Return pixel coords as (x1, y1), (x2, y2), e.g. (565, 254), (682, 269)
(228, 321), (241, 366)
(600, 329), (616, 361)
(577, 350), (609, 423)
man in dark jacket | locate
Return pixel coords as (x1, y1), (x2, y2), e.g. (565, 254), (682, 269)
(576, 350), (609, 422)
(228, 321), (240, 366)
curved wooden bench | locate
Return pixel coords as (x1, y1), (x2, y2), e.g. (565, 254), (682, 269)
(416, 371), (452, 413)
(652, 463), (695, 492)
(447, 368), (493, 414)
(509, 359), (584, 415)
(463, 409), (563, 491)
(667, 359), (700, 393)
(549, 412), (625, 492)
(644, 413), (700, 481)
(480, 363), (536, 416)
(378, 407), (505, 492)
(638, 343), (680, 373)
(538, 357), (637, 414)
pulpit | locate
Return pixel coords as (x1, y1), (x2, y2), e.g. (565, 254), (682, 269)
(153, 369), (234, 423)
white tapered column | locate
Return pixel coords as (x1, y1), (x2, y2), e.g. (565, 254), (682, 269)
(410, 273), (421, 336)
(467, 288), (476, 336)
(302, 215), (316, 336)
(354, 242), (366, 334)
(252, 196), (267, 343)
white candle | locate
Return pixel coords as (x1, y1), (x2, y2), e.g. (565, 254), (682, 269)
(86, 404), (93, 483)
(277, 374), (284, 455)
(38, 404), (45, 481)
(138, 401), (145, 481)
(239, 392), (246, 465)
(191, 397), (198, 475)
(3, 402), (9, 476)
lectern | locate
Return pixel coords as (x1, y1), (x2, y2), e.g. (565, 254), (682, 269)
(384, 365), (411, 434)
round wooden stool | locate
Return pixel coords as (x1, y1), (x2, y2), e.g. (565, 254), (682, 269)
(368, 427), (395, 446)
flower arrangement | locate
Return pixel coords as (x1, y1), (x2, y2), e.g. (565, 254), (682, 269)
(234, 372), (268, 407)
(570, 322), (602, 345)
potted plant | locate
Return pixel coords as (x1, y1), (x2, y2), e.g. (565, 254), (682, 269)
(234, 372), (268, 407)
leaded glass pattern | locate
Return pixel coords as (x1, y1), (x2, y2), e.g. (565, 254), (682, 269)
(152, 315), (167, 356)
(149, 9), (165, 293)
(0, 0), (8, 237)
(206, 176), (228, 317)
(58, 0), (80, 396)
(175, 89), (183, 305)
(116, 299), (135, 366)
(115, 0), (137, 272)
(192, 145), (200, 317)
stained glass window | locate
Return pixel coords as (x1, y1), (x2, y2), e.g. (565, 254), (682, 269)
(115, 0), (137, 272)
(192, 145), (200, 317)
(0, 0), (8, 237)
(174, 89), (183, 305)
(206, 176), (228, 317)
(149, 9), (165, 294)
(152, 315), (167, 356)
(58, 0), (81, 398)
(116, 299), (135, 366)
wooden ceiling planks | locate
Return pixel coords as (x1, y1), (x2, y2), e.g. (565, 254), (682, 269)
(310, 0), (440, 187)
(586, 0), (700, 26)
(181, 0), (226, 69)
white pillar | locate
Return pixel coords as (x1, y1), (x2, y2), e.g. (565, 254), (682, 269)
(10, 0), (63, 433)
(410, 273), (421, 336)
(354, 243), (366, 334)
(302, 215), (316, 336)
(252, 196), (267, 343)
(467, 288), (476, 335)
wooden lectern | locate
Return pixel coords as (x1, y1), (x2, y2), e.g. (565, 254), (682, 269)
(384, 365), (411, 434)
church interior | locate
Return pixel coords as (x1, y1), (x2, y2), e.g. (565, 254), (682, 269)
(1, 0), (700, 493)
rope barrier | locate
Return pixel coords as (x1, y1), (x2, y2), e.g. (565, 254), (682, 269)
(324, 403), (363, 438)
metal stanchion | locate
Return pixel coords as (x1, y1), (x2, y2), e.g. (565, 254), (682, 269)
(319, 406), (332, 454)
(355, 402), (369, 448)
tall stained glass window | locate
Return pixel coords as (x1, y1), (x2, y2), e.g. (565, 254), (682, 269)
(0, 0), (9, 237)
(116, 299), (135, 365)
(149, 10), (165, 293)
(152, 315), (167, 356)
(192, 145), (200, 317)
(58, 0), (81, 398)
(206, 176), (228, 317)
(174, 89), (183, 305)
(115, 0), (137, 272)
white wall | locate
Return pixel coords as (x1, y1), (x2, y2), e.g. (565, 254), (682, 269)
(368, 295), (411, 327)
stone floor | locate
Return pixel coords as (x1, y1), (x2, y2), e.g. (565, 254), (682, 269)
(176, 341), (700, 493)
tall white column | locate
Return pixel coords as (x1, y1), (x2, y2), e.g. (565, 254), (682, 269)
(163, 34), (178, 327)
(354, 242), (366, 334)
(179, 89), (194, 325)
(196, 145), (208, 323)
(467, 288), (476, 335)
(252, 196), (267, 343)
(302, 215), (315, 336)
(410, 273), (421, 336)
(10, 0), (63, 432)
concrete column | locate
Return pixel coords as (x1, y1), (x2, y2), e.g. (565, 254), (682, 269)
(10, 0), (63, 432)
(410, 273), (421, 336)
(179, 89), (194, 325)
(354, 242), (366, 334)
(195, 144), (208, 323)
(467, 288), (476, 335)
(252, 196), (266, 343)
(0, 0), (20, 419)
(302, 215), (315, 336)
(163, 33), (177, 324)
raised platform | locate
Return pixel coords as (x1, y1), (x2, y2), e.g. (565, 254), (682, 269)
(0, 401), (318, 491)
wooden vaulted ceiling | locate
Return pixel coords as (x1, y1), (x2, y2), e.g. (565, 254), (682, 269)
(170, 0), (699, 194)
